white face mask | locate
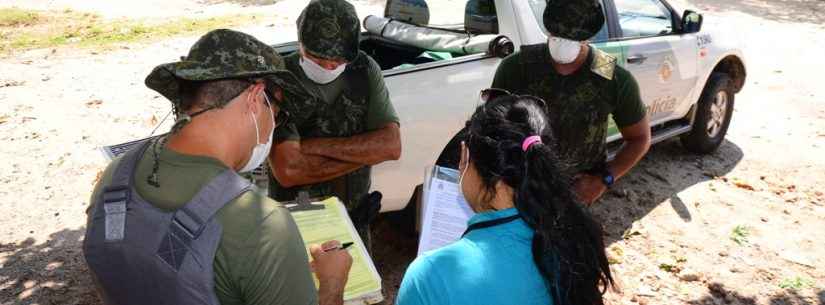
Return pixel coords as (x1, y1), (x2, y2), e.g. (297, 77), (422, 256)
(239, 93), (275, 173)
(548, 36), (582, 64)
(299, 55), (346, 85)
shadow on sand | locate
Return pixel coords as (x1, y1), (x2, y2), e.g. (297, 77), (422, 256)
(591, 138), (743, 245)
(0, 228), (98, 305)
(686, 282), (824, 305)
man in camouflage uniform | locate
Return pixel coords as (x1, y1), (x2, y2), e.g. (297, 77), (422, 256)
(84, 29), (352, 305)
(267, 0), (401, 249)
(491, 0), (651, 205)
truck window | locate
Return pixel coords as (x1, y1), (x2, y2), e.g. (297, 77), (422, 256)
(527, 0), (609, 43)
(614, 0), (674, 38)
(427, 1), (472, 26)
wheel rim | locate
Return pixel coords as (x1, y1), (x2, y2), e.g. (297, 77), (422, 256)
(707, 91), (728, 138)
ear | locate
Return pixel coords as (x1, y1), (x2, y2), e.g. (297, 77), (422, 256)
(245, 82), (266, 114)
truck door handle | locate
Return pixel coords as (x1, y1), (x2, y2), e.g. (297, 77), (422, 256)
(627, 55), (648, 64)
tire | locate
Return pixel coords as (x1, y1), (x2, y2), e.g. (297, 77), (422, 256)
(680, 72), (735, 154)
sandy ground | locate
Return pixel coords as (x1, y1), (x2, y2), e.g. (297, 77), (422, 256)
(1, 0), (824, 304)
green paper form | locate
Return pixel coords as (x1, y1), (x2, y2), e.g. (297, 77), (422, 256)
(289, 197), (383, 304)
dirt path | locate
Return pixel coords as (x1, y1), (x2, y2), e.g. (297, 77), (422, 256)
(1, 0), (824, 304)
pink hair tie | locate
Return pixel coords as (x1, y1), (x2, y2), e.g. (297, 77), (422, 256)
(521, 136), (542, 152)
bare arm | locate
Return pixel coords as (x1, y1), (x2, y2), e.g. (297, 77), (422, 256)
(300, 123), (401, 165)
(608, 116), (651, 179)
(268, 140), (363, 188)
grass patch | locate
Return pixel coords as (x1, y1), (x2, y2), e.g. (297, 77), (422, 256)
(778, 277), (814, 290)
(0, 8), (262, 54)
(730, 225), (750, 245)
(0, 7), (40, 27)
(658, 256), (687, 273)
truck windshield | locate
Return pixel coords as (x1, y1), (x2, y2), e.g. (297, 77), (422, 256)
(527, 0), (609, 42)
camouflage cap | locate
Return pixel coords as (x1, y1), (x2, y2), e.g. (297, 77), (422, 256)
(145, 29), (310, 108)
(297, 0), (361, 62)
(543, 0), (605, 41)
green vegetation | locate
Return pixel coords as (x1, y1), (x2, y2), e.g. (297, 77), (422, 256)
(658, 263), (677, 273)
(0, 7), (40, 26)
(0, 8), (262, 54)
(730, 225), (750, 245)
(778, 277), (814, 290)
(658, 257), (686, 273)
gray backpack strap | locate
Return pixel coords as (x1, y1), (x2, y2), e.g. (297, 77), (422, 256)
(101, 139), (154, 242)
(158, 170), (252, 270)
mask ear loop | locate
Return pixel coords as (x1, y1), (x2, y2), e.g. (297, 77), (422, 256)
(251, 85), (277, 147)
(458, 141), (470, 208)
(261, 90), (275, 131)
(458, 141), (468, 182)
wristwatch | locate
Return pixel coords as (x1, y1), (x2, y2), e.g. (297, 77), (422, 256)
(588, 163), (615, 187)
(601, 169), (615, 187)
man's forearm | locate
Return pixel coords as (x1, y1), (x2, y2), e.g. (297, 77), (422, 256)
(273, 153), (362, 188)
(301, 123), (401, 165)
(608, 138), (650, 179)
(318, 281), (346, 305)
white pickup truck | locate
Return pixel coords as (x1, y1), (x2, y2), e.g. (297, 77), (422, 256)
(272, 0), (747, 212)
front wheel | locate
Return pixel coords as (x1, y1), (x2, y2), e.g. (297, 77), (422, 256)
(680, 72), (735, 154)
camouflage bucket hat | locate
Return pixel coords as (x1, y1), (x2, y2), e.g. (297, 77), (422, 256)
(543, 0), (605, 41)
(145, 29), (310, 107)
(297, 0), (361, 62)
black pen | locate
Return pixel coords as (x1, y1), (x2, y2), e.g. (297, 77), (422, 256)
(323, 242), (354, 252)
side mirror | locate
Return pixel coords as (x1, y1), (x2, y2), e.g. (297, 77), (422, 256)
(488, 35), (514, 58)
(681, 10), (703, 34)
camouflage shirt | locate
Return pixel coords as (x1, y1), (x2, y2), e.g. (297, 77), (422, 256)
(491, 44), (645, 173)
(268, 51), (398, 208)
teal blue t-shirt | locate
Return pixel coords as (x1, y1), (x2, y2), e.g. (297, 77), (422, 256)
(396, 208), (552, 305)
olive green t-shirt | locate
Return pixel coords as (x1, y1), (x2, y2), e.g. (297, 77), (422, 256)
(491, 46), (646, 172)
(88, 141), (318, 305)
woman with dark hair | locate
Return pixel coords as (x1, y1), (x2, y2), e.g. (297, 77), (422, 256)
(396, 91), (613, 305)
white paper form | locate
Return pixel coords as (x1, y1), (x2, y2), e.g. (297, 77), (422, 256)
(417, 166), (476, 256)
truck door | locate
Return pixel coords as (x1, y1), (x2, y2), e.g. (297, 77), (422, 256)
(368, 0), (515, 211)
(610, 0), (698, 125)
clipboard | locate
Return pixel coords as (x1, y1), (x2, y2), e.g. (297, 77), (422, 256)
(417, 166), (475, 256)
(99, 136), (158, 161)
(285, 194), (384, 305)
